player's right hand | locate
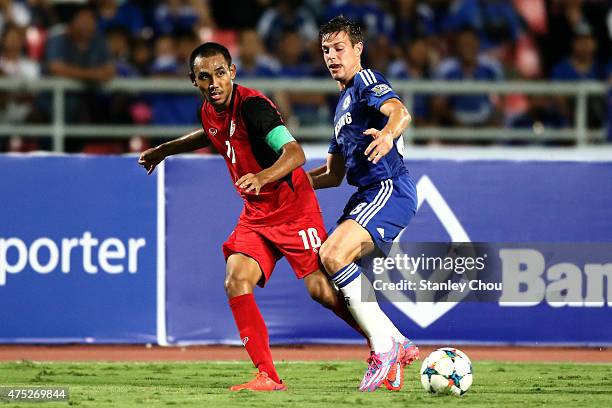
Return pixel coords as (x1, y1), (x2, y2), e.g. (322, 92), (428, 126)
(138, 147), (165, 175)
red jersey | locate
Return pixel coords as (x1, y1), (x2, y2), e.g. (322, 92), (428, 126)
(199, 84), (321, 226)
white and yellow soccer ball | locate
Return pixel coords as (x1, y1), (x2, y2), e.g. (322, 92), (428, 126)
(420, 347), (473, 396)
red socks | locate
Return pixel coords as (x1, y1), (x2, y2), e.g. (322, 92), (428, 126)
(228, 293), (280, 383)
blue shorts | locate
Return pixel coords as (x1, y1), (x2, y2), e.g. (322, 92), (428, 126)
(336, 174), (418, 250)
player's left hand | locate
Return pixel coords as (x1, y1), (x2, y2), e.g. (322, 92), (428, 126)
(236, 173), (266, 195)
(363, 128), (394, 164)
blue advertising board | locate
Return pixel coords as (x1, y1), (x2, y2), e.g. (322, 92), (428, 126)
(165, 158), (612, 346)
(0, 156), (157, 343)
(2, 155), (611, 345)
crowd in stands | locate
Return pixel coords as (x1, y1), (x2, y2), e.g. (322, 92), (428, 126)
(0, 0), (610, 152)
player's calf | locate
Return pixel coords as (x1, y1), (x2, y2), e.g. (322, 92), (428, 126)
(304, 271), (370, 345)
(303, 270), (337, 307)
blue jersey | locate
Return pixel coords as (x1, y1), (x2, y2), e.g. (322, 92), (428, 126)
(435, 56), (503, 125)
(329, 69), (407, 189)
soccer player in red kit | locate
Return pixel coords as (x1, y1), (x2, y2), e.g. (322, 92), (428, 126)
(139, 42), (366, 391)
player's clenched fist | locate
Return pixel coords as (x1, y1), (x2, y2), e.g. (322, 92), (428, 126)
(138, 147), (165, 175)
(363, 128), (393, 164)
(236, 173), (266, 195)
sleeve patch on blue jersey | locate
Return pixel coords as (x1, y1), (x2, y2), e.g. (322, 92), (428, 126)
(372, 84), (392, 97)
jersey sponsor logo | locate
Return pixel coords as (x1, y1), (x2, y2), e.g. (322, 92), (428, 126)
(229, 120), (236, 137)
(208, 128), (218, 136)
(342, 94), (351, 110)
(334, 112), (352, 138)
(372, 84), (391, 97)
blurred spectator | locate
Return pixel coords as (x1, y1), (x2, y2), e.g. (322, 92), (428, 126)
(235, 29), (280, 78)
(0, 24), (42, 152)
(324, 0), (394, 38)
(508, 95), (567, 132)
(147, 34), (200, 125)
(44, 5), (115, 126)
(551, 23), (606, 81)
(151, 34), (180, 75)
(154, 0), (198, 36)
(257, 0), (318, 53)
(175, 30), (201, 76)
(551, 23), (608, 128)
(443, 0), (523, 54)
(104, 27), (136, 128)
(45, 6), (115, 83)
(277, 30), (315, 77)
(388, 36), (434, 125)
(210, 0), (264, 29)
(28, 0), (58, 30)
(25, 1), (57, 61)
(106, 26), (136, 77)
(391, 0), (452, 64)
(97, 0), (145, 36)
(191, 0), (216, 32)
(234, 29), (296, 131)
(130, 37), (153, 77)
(433, 27), (504, 126)
(276, 30), (328, 127)
(0, 0), (607, 152)
(0, 24), (40, 122)
(546, 0), (611, 75)
(0, 0), (31, 34)
(364, 35), (393, 73)
(393, 0), (440, 42)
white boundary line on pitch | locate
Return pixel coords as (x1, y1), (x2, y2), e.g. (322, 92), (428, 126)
(156, 161), (168, 346)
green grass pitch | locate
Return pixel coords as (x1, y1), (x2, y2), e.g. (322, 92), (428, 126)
(1, 360), (611, 407)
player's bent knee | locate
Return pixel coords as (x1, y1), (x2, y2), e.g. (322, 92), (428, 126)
(224, 275), (256, 297)
(224, 261), (260, 298)
(319, 242), (351, 274)
(224, 254), (262, 297)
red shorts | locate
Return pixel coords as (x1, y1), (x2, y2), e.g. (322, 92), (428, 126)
(222, 212), (327, 287)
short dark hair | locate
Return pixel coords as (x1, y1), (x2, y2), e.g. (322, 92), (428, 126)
(319, 15), (363, 46)
(189, 42), (232, 72)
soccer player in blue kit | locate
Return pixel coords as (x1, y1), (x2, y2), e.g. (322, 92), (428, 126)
(308, 16), (419, 392)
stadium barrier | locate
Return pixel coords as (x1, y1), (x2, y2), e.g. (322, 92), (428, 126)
(1, 155), (612, 345)
(0, 77), (608, 151)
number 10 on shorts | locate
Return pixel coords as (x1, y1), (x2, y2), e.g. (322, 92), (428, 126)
(298, 228), (322, 250)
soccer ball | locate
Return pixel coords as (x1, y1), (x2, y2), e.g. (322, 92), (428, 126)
(420, 347), (473, 396)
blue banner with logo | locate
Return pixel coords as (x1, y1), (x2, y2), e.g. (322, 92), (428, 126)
(0, 156), (157, 343)
(2, 156), (611, 345)
(165, 158), (612, 346)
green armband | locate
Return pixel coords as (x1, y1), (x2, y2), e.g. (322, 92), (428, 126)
(265, 125), (295, 153)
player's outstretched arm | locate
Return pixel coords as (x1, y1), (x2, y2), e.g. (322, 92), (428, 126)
(363, 98), (411, 164)
(307, 153), (346, 190)
(236, 141), (305, 195)
(138, 128), (210, 175)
